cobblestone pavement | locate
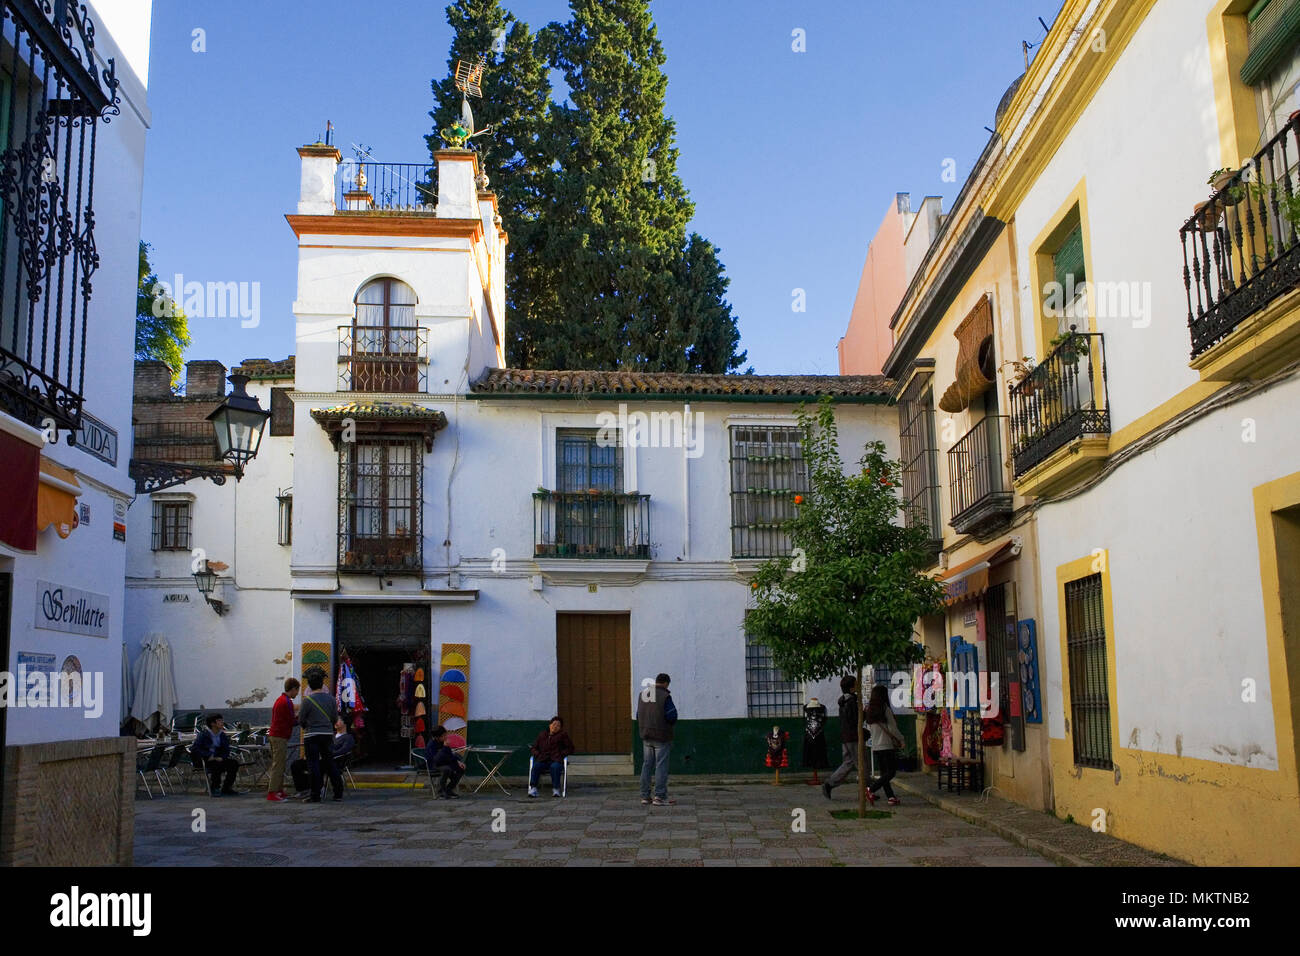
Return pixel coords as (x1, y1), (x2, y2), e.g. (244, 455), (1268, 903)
(133, 776), (1056, 867)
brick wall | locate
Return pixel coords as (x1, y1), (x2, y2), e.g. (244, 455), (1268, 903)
(1, 737), (135, 866)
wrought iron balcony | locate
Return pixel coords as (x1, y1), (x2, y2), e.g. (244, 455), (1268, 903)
(0, 0), (120, 432)
(1008, 330), (1109, 477)
(1181, 113), (1300, 358)
(533, 491), (650, 559)
(948, 415), (1012, 536)
(132, 421), (219, 463)
(336, 161), (435, 214)
(338, 436), (422, 572)
(338, 325), (429, 392)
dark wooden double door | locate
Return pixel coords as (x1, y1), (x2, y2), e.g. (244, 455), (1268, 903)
(556, 613), (630, 754)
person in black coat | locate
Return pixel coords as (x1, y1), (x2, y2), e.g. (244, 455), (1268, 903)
(425, 726), (466, 798)
(192, 714), (241, 795)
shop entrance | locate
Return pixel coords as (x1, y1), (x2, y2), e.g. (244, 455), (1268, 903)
(334, 605), (430, 767)
(556, 612), (631, 753)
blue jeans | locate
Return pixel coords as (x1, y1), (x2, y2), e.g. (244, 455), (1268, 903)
(640, 740), (672, 799)
(530, 758), (564, 790)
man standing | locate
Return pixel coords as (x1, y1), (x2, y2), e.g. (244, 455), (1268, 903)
(823, 675), (860, 799)
(266, 677), (299, 802)
(528, 715), (575, 798)
(637, 673), (678, 807)
(298, 668), (343, 803)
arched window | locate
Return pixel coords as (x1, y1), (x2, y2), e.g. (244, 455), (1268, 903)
(347, 278), (423, 391)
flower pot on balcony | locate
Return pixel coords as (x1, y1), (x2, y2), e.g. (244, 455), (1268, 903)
(1193, 199), (1221, 229)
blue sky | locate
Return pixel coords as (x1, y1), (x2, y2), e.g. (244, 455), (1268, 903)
(141, 0), (1062, 376)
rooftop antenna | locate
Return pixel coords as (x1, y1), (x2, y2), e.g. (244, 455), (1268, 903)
(442, 55), (493, 147)
(1023, 15), (1052, 71)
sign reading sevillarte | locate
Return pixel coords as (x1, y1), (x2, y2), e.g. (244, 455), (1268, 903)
(35, 580), (110, 638)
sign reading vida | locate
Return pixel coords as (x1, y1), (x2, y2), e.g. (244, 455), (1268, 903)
(35, 580), (109, 638)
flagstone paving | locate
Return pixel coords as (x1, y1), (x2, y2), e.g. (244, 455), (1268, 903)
(132, 779), (1057, 867)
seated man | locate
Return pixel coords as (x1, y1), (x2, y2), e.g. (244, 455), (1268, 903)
(528, 715), (575, 798)
(290, 720), (353, 798)
(425, 726), (465, 798)
(192, 714), (241, 796)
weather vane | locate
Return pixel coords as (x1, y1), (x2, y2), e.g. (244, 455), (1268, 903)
(441, 55), (493, 148)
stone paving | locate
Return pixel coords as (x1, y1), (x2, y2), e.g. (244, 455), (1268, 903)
(132, 775), (1057, 867)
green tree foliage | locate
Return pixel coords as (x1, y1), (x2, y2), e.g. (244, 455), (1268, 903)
(745, 397), (946, 814)
(135, 241), (189, 386)
(426, 0), (746, 373)
(424, 0), (553, 370)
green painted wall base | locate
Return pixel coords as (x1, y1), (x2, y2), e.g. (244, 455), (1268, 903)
(464, 715), (917, 777)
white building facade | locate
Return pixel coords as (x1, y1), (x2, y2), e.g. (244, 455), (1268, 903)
(124, 143), (903, 777)
(0, 0), (153, 865)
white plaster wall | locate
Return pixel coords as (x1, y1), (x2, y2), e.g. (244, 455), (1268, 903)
(124, 377), (294, 710)
(1010, 0), (1223, 434)
(1036, 376), (1300, 769)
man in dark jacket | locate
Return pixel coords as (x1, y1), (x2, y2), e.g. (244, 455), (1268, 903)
(637, 673), (678, 806)
(425, 726), (465, 798)
(290, 720), (353, 796)
(823, 676), (860, 799)
(528, 716), (575, 797)
(192, 714), (241, 795)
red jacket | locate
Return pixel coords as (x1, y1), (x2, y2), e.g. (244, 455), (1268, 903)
(269, 693), (296, 739)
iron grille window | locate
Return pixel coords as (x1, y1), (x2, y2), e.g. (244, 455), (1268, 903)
(338, 437), (421, 572)
(897, 377), (942, 550)
(341, 278), (426, 392)
(0, 1), (119, 432)
(269, 387), (293, 436)
(151, 501), (190, 551)
(730, 425), (808, 558)
(1065, 574), (1112, 769)
(745, 640), (802, 718)
(555, 429), (624, 551)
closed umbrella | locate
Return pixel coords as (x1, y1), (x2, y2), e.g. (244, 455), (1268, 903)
(120, 642), (133, 726)
(130, 634), (178, 733)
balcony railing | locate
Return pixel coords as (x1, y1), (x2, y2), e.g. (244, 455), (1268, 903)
(132, 421), (219, 462)
(1008, 329), (1109, 477)
(533, 491), (650, 559)
(336, 161), (435, 214)
(0, 0), (120, 431)
(1181, 113), (1300, 358)
(338, 325), (428, 392)
(948, 415), (1012, 536)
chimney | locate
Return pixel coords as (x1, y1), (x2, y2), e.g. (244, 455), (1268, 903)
(133, 360), (173, 398)
(297, 143), (340, 215)
(185, 360), (227, 398)
(434, 149), (478, 219)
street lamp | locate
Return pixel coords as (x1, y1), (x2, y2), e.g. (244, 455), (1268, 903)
(206, 373), (271, 471)
(192, 559), (227, 616)
(130, 373), (274, 494)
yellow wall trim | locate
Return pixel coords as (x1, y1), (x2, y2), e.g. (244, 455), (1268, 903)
(1190, 289), (1300, 382)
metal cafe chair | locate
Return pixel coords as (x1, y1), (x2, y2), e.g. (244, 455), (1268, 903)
(527, 755), (568, 797)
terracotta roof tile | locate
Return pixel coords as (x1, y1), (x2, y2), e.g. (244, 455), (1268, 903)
(232, 357), (295, 379)
(470, 369), (893, 400)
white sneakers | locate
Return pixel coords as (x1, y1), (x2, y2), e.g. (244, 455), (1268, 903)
(527, 787), (539, 797)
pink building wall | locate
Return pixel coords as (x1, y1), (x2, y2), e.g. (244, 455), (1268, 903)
(838, 193), (914, 376)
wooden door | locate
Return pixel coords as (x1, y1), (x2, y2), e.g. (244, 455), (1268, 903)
(556, 613), (631, 753)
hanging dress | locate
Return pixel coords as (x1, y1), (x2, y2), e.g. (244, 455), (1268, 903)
(800, 703), (829, 769)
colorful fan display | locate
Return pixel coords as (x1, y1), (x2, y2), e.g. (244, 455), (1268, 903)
(439, 643), (470, 751)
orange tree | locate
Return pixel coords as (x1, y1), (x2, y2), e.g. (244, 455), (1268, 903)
(745, 396), (945, 816)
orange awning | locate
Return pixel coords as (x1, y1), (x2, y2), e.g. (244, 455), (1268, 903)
(37, 458), (82, 539)
(936, 540), (1017, 606)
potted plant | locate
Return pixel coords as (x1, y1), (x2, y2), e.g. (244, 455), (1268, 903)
(1209, 167), (1239, 201)
(1001, 356), (1037, 396)
(1048, 328), (1084, 366)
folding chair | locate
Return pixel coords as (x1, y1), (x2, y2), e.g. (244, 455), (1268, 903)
(335, 751), (358, 790)
(136, 746), (165, 799)
(527, 755), (568, 797)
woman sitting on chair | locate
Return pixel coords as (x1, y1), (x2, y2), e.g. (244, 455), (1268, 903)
(528, 716), (575, 798)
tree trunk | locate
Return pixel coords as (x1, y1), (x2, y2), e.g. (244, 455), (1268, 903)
(857, 665), (867, 819)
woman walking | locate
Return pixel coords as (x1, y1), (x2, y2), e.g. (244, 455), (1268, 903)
(864, 684), (905, 806)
